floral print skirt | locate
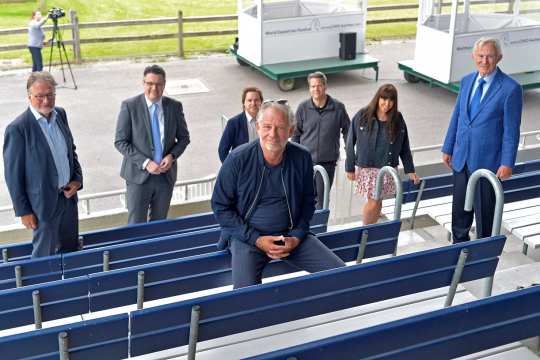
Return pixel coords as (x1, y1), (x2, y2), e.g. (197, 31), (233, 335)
(354, 167), (396, 200)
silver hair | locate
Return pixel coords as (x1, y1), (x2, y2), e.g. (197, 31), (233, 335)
(473, 37), (502, 58)
(307, 71), (327, 86)
(27, 71), (57, 93)
(256, 101), (296, 127)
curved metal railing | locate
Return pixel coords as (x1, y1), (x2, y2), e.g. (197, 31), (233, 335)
(313, 165), (330, 211)
(373, 166), (403, 221)
(464, 169), (504, 298)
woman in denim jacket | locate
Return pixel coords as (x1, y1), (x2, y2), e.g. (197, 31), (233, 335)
(345, 84), (420, 224)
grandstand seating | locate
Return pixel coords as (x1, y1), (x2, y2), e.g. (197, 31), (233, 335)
(0, 209), (330, 263)
(0, 235), (505, 359)
(0, 221), (401, 332)
(252, 282), (540, 360)
(0, 210), (330, 290)
(383, 160), (540, 249)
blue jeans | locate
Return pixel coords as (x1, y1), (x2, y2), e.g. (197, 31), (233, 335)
(230, 234), (346, 289)
(28, 46), (43, 72)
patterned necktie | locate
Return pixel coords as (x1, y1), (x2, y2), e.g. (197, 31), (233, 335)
(469, 77), (486, 116)
(151, 103), (163, 164)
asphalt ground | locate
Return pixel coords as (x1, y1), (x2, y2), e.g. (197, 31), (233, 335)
(0, 40), (539, 210)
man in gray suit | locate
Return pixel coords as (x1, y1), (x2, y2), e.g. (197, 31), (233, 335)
(115, 65), (190, 224)
(4, 71), (83, 257)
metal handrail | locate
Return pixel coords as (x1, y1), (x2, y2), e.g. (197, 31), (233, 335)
(373, 166), (403, 221)
(313, 165), (330, 211)
(0, 175), (217, 220)
(464, 169), (504, 298)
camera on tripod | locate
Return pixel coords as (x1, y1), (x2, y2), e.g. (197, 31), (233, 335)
(48, 7), (65, 21)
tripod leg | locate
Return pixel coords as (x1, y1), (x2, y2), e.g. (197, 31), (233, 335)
(57, 40), (67, 83)
(59, 41), (78, 90)
(48, 27), (56, 72)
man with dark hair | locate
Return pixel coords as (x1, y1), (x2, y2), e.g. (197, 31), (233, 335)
(292, 71), (350, 209)
(3, 71), (83, 257)
(115, 64), (190, 224)
(442, 37), (522, 242)
(212, 100), (345, 289)
(218, 87), (263, 163)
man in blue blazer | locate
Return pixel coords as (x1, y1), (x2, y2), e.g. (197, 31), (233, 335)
(3, 72), (83, 257)
(218, 87), (263, 163)
(442, 37), (522, 242)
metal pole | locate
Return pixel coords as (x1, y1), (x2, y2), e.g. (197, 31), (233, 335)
(137, 271), (145, 310)
(313, 165), (330, 210)
(32, 290), (43, 329)
(187, 305), (201, 360)
(444, 248), (469, 307)
(410, 179), (426, 229)
(373, 166), (403, 221)
(15, 265), (22, 288)
(356, 230), (369, 264)
(2, 248), (8, 263)
(464, 169), (504, 298)
(58, 332), (70, 360)
(103, 251), (110, 272)
(178, 10), (184, 58)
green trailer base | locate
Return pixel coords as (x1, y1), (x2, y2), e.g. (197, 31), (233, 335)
(399, 60), (540, 94)
(230, 46), (379, 91)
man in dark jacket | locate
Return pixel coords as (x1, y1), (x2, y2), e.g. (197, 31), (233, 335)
(218, 87), (263, 163)
(292, 71), (350, 209)
(211, 100), (345, 289)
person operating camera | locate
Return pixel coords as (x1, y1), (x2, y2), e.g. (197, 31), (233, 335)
(28, 10), (49, 72)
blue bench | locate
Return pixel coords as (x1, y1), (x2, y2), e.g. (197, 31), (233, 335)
(0, 234), (504, 359)
(252, 279), (540, 359)
(0, 210), (330, 290)
(0, 221), (400, 332)
(385, 159), (540, 228)
(0, 209), (330, 263)
(0, 314), (129, 360)
(128, 235), (505, 357)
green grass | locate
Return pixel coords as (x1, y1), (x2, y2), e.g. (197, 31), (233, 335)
(0, 0), (418, 65)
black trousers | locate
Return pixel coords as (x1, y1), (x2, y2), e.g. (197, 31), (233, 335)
(314, 161), (336, 210)
(451, 166), (496, 243)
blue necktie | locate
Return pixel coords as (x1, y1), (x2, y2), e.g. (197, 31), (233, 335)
(469, 77), (486, 116)
(151, 103), (163, 164)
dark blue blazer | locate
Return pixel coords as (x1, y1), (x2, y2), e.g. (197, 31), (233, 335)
(3, 107), (83, 221)
(442, 68), (522, 173)
(218, 112), (249, 163)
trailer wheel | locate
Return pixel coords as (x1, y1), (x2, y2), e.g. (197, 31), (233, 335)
(236, 57), (248, 66)
(277, 78), (295, 91)
(404, 72), (420, 83)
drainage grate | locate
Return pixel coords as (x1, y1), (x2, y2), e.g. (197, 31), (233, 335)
(165, 79), (209, 96)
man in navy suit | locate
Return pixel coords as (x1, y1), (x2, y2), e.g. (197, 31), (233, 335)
(442, 37), (522, 242)
(218, 87), (263, 163)
(3, 72), (83, 257)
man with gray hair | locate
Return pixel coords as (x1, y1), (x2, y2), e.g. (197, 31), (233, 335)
(212, 100), (345, 289)
(3, 71), (83, 257)
(442, 37), (522, 242)
(292, 71), (350, 209)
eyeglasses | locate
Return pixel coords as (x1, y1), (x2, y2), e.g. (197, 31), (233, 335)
(262, 99), (288, 106)
(30, 93), (55, 101)
(144, 81), (165, 88)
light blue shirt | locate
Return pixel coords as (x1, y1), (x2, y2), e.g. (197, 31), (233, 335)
(30, 106), (70, 189)
(469, 70), (497, 106)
